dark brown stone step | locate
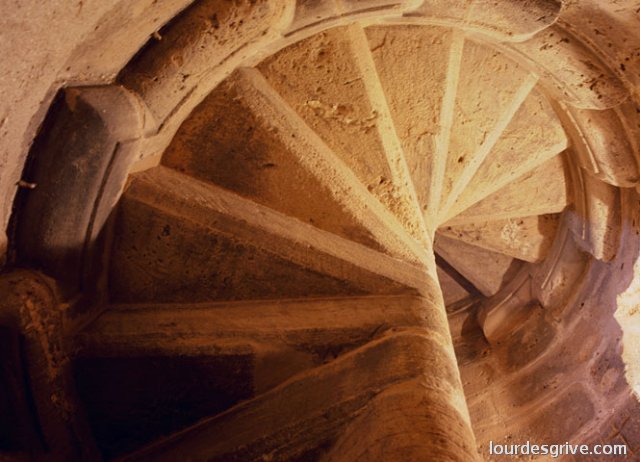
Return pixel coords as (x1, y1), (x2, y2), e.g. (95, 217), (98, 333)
(110, 166), (425, 303)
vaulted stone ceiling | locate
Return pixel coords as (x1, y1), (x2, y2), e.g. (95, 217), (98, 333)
(1, 1), (640, 460)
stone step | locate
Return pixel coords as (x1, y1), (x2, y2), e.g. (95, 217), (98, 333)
(439, 214), (560, 263)
(434, 234), (522, 297)
(75, 296), (443, 359)
(437, 266), (472, 309)
(364, 23), (456, 226)
(443, 90), (567, 223)
(167, 66), (431, 266)
(110, 166), (426, 304)
(162, 68), (384, 255)
(73, 295), (439, 458)
(445, 154), (570, 225)
(258, 25), (429, 243)
(438, 39), (533, 220)
(349, 23), (431, 240)
(119, 331), (477, 462)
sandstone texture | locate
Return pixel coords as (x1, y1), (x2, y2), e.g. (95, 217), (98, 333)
(2, 1), (640, 461)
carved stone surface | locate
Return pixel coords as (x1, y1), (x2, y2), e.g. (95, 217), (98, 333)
(16, 85), (143, 300)
(2, 1), (640, 461)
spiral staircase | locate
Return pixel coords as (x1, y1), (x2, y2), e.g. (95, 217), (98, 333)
(2, 1), (640, 461)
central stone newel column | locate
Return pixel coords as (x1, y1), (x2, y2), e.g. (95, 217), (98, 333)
(117, 264), (479, 461)
(322, 274), (479, 462)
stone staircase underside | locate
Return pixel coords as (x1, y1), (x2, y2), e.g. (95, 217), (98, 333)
(4, 1), (640, 461)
